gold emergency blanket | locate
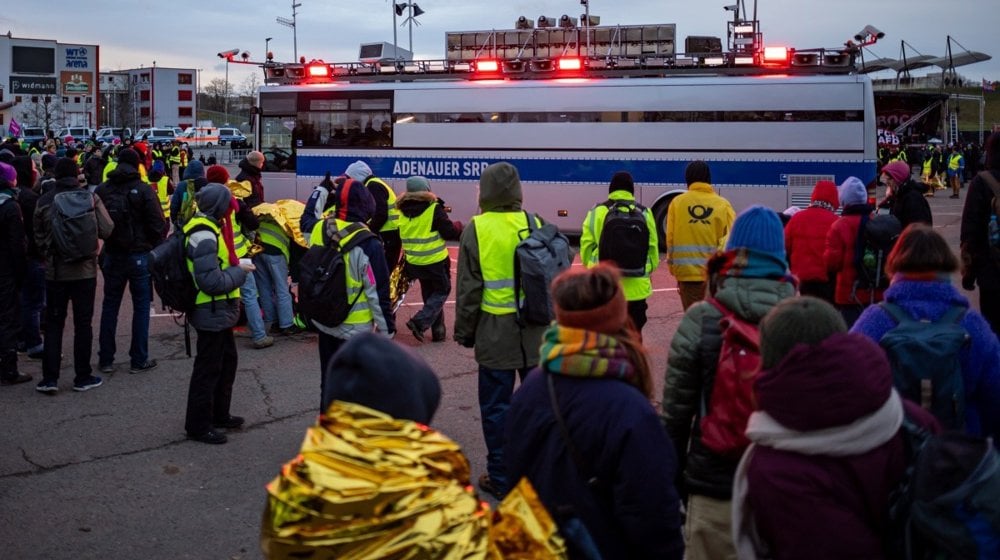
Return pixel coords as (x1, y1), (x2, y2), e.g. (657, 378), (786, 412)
(226, 179), (253, 199)
(253, 200), (309, 248)
(261, 402), (566, 559)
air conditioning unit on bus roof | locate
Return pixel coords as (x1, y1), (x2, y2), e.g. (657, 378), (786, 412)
(359, 42), (413, 63)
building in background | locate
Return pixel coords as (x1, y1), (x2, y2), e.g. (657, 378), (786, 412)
(101, 66), (197, 131)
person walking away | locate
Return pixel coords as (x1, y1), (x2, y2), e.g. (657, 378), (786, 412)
(948, 145), (966, 199)
(396, 176), (463, 342)
(662, 205), (795, 560)
(0, 162), (31, 385)
(881, 160), (933, 228)
(853, 224), (1000, 440)
(183, 183), (254, 444)
(825, 177), (882, 327)
(454, 162), (549, 500)
(147, 160), (173, 230)
(732, 296), (940, 559)
(306, 178), (393, 389)
(167, 144), (182, 185)
(666, 160), (735, 310)
(784, 180), (839, 302)
(344, 160), (402, 276)
(254, 206), (299, 336)
(168, 160), (206, 228)
(235, 150), (266, 208)
(10, 156), (44, 359)
(961, 132), (1000, 336)
(505, 264), (684, 559)
(95, 148), (165, 375)
(33, 157), (114, 393)
(580, 171), (659, 336)
(83, 144), (105, 192)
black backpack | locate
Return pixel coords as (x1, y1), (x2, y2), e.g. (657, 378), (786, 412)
(50, 190), (99, 263)
(514, 212), (574, 326)
(297, 219), (374, 328)
(854, 214), (902, 297)
(99, 183), (140, 252)
(597, 200), (650, 277)
(149, 226), (207, 314)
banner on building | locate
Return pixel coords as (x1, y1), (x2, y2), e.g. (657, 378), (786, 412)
(60, 72), (93, 95)
(10, 77), (57, 95)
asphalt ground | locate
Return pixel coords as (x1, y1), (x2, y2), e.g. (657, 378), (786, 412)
(0, 189), (970, 559)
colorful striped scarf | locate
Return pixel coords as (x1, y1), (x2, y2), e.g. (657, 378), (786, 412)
(539, 325), (636, 382)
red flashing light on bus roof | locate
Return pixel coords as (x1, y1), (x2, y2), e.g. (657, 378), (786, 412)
(558, 57), (582, 71)
(475, 60), (499, 73)
(307, 63), (330, 78)
(762, 46), (791, 66)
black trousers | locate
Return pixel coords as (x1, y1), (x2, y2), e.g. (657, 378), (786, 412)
(0, 275), (21, 377)
(381, 230), (402, 272)
(979, 286), (1000, 337)
(185, 328), (238, 436)
(317, 332), (347, 412)
(627, 299), (648, 336)
(43, 278), (97, 382)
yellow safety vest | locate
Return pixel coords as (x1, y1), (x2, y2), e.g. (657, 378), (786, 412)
(183, 216), (241, 304)
(102, 160), (117, 182)
(366, 177), (399, 232)
(180, 150), (188, 166)
(168, 151), (181, 165)
(398, 204), (448, 266)
(473, 212), (536, 315)
(233, 222), (250, 258)
(308, 219), (374, 325)
(949, 154), (963, 171)
(154, 176), (170, 217)
(581, 190), (658, 301)
(257, 220), (290, 261)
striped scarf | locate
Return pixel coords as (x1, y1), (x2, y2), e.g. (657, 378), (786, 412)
(539, 325), (635, 382)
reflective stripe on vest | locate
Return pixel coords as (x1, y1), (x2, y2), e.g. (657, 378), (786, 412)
(183, 217), (240, 304)
(308, 218), (374, 325)
(366, 177), (400, 232)
(473, 212), (533, 315)
(233, 225), (249, 258)
(154, 176), (170, 217)
(258, 220), (290, 261)
(398, 204), (448, 266)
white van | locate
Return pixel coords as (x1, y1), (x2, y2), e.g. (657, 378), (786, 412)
(95, 127), (132, 142)
(57, 126), (96, 141)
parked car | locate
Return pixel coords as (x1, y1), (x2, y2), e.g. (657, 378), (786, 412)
(95, 127), (132, 142)
(19, 126), (49, 147)
(57, 126), (96, 141)
(135, 127), (177, 144)
(263, 147), (294, 171)
(218, 127), (249, 149)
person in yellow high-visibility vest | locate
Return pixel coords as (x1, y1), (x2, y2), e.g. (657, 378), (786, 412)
(148, 160), (173, 228)
(396, 176), (463, 343)
(168, 145), (183, 184)
(948, 145), (966, 199)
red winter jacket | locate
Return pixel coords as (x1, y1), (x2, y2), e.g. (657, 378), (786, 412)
(824, 207), (884, 305)
(785, 205), (838, 283)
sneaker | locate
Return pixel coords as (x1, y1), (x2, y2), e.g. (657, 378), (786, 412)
(478, 473), (503, 500)
(188, 430), (228, 444)
(72, 376), (103, 392)
(1, 373), (32, 386)
(233, 326), (252, 338)
(99, 364), (115, 374)
(949, 194), (960, 199)
(276, 325), (304, 336)
(406, 319), (425, 343)
(35, 379), (59, 394)
(251, 336), (274, 349)
(129, 360), (158, 374)
(431, 324), (446, 343)
(213, 415), (245, 429)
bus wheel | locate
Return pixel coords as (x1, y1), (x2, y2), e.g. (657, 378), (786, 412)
(652, 196), (676, 254)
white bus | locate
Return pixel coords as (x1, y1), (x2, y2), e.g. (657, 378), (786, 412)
(255, 47), (877, 237)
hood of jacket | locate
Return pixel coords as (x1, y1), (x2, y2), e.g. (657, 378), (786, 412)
(195, 183), (233, 220)
(238, 158), (261, 178)
(51, 176), (83, 193)
(478, 162), (522, 212)
(755, 332), (893, 432)
(108, 162), (141, 184)
(396, 190), (438, 218)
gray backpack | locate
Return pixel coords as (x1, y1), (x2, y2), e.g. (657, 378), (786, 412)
(514, 211), (574, 326)
(50, 190), (99, 263)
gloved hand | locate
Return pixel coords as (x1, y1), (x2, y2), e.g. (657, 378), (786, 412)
(962, 274), (976, 291)
(455, 336), (474, 348)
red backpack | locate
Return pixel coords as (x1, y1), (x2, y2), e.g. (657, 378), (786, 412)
(699, 298), (762, 457)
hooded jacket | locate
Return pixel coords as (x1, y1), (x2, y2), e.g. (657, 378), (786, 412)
(960, 170), (1000, 292)
(454, 163), (547, 369)
(34, 176), (114, 281)
(825, 204), (883, 305)
(666, 182), (735, 281)
(185, 184), (247, 331)
(235, 158), (264, 208)
(888, 179), (933, 229)
(784, 204), (838, 283)
(662, 252), (796, 499)
(851, 276), (1000, 440)
(96, 162), (165, 253)
(0, 187), (26, 282)
(168, 162), (208, 226)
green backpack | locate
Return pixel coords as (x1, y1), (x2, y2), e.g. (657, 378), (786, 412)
(177, 179), (198, 225)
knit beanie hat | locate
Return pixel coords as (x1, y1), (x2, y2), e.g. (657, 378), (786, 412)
(810, 180), (840, 208)
(609, 171), (634, 194)
(551, 265), (629, 335)
(321, 332), (441, 424)
(183, 159), (206, 180)
(725, 205), (786, 261)
(685, 160), (711, 185)
(759, 296), (847, 369)
(0, 162), (15, 187)
(838, 176), (868, 207)
(41, 153), (57, 171)
(406, 175), (431, 193)
(54, 157), (79, 179)
(206, 164), (230, 185)
(117, 148), (140, 168)
(344, 160), (372, 183)
(151, 160), (166, 175)
(883, 160), (911, 184)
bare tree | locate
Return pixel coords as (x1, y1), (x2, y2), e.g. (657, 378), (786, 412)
(18, 96), (65, 134)
(203, 78), (228, 113)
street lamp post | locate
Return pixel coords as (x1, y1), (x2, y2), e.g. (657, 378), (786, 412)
(217, 49), (239, 126)
(265, 37), (273, 61)
(276, 2), (302, 62)
(393, 3), (424, 59)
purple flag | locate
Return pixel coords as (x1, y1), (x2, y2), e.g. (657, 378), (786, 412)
(8, 118), (20, 137)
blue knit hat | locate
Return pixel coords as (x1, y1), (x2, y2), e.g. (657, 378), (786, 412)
(725, 205), (786, 261)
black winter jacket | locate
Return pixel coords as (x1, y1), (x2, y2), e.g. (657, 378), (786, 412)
(889, 179), (933, 229)
(95, 163), (165, 253)
(961, 170), (1000, 292)
(0, 190), (26, 282)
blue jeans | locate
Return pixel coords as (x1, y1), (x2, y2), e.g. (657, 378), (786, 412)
(98, 251), (152, 368)
(240, 270), (267, 341)
(19, 259), (46, 353)
(253, 252), (294, 329)
(478, 365), (528, 496)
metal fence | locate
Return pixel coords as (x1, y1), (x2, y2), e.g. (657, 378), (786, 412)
(192, 147), (250, 165)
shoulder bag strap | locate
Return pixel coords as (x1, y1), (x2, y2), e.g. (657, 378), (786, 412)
(546, 373), (600, 489)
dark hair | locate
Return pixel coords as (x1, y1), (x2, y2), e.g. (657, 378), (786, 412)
(985, 132), (1000, 172)
(551, 264), (653, 398)
(886, 223), (959, 275)
(685, 160), (711, 186)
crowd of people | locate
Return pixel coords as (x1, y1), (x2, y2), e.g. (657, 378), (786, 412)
(2, 127), (1000, 557)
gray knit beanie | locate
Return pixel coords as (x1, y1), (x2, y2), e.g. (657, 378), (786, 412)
(759, 296), (847, 370)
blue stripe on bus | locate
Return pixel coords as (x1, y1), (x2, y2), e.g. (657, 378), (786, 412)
(297, 154), (877, 187)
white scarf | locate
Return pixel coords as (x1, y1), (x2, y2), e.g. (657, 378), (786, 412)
(731, 390), (904, 559)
